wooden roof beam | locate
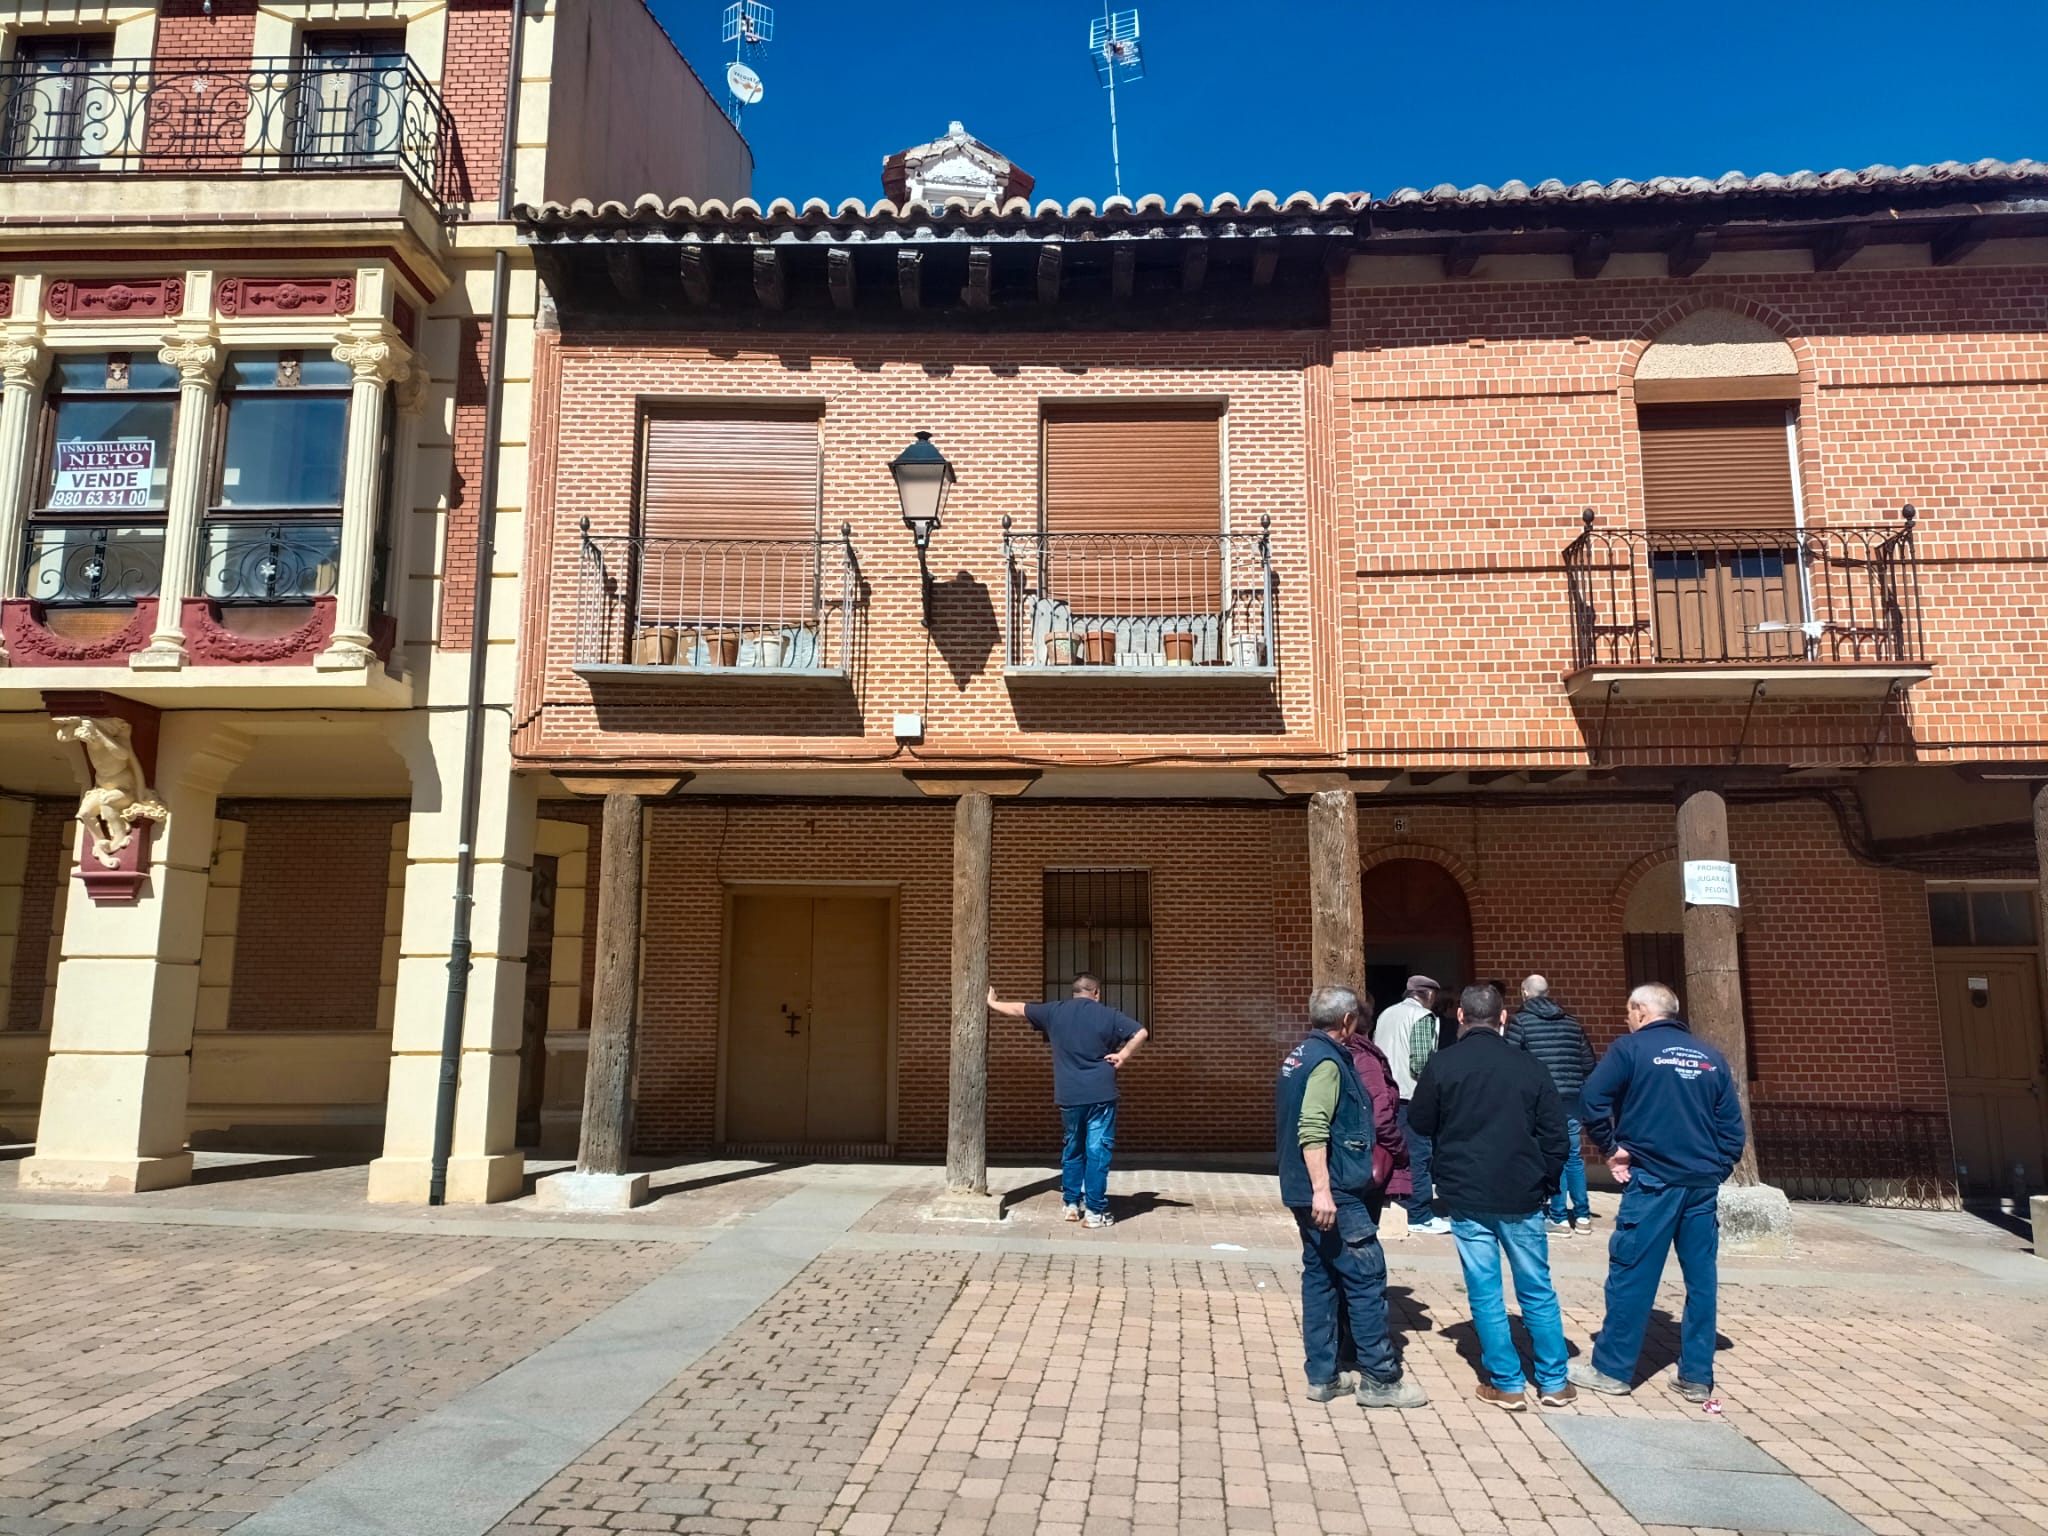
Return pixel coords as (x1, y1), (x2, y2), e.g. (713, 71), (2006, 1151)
(1443, 240), (1481, 279)
(897, 248), (922, 310)
(827, 247), (856, 310)
(603, 247), (643, 304)
(678, 244), (711, 305)
(1812, 223), (1870, 272)
(1111, 244), (1135, 300)
(751, 247), (785, 310)
(1931, 217), (1989, 266)
(1572, 232), (1613, 280)
(1250, 239), (1280, 288)
(1180, 239), (1208, 293)
(961, 246), (992, 309)
(1037, 241), (1062, 304)
(1667, 229), (1717, 278)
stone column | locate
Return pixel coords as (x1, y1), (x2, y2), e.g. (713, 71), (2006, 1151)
(381, 364), (430, 659)
(0, 336), (50, 623)
(537, 790), (648, 1211)
(368, 708), (533, 1204)
(319, 327), (409, 671)
(134, 333), (223, 669)
(1309, 789), (1363, 995)
(941, 791), (998, 1212)
(19, 714), (248, 1192)
(1676, 779), (1787, 1240)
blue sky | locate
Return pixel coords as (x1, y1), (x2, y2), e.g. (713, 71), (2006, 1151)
(645, 0), (2043, 207)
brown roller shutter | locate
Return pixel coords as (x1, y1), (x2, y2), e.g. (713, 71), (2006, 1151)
(640, 409), (820, 540)
(1638, 402), (1797, 530)
(1042, 404), (1222, 533)
(636, 409), (821, 631)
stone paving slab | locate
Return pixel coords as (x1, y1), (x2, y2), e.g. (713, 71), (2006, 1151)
(1549, 1419), (1870, 1534)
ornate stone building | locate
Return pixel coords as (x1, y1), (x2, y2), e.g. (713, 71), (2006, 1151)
(0, 0), (747, 1198)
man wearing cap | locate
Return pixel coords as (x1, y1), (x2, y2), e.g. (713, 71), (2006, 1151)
(1375, 975), (1452, 1235)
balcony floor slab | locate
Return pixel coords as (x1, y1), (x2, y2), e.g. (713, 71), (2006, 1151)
(1004, 664), (1278, 686)
(0, 661), (413, 712)
(1564, 663), (1933, 701)
(573, 664), (850, 686)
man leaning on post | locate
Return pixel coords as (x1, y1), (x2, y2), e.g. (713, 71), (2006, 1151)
(1276, 985), (1427, 1410)
(1569, 982), (1748, 1404)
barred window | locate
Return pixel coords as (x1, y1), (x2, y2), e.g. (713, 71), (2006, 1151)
(1042, 868), (1151, 1026)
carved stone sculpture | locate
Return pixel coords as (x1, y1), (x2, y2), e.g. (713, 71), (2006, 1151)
(52, 715), (169, 868)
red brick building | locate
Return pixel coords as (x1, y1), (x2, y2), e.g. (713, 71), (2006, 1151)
(513, 153), (2048, 1204)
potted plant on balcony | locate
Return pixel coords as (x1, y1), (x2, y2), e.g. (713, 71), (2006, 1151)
(632, 626), (678, 665)
(1044, 630), (1077, 665)
(1163, 630), (1196, 666)
(1081, 629), (1117, 667)
(686, 629), (741, 667)
(740, 629), (787, 669)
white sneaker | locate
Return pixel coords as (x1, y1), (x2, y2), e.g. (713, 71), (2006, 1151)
(1061, 1203), (1082, 1222)
(1572, 1217), (1593, 1235)
(1408, 1216), (1453, 1236)
(1083, 1209), (1115, 1229)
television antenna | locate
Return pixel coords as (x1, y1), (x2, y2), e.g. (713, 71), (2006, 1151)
(1086, 5), (1144, 198)
(720, 0), (774, 127)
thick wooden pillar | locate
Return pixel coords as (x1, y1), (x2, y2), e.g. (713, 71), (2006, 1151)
(1309, 789), (1363, 995)
(578, 790), (645, 1177)
(946, 790), (993, 1195)
(1677, 780), (1760, 1186)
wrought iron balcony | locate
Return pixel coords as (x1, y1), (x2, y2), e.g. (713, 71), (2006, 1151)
(1564, 510), (1926, 679)
(0, 55), (457, 210)
(200, 518), (340, 604)
(573, 522), (862, 677)
(1001, 519), (1276, 676)
(21, 522), (163, 605)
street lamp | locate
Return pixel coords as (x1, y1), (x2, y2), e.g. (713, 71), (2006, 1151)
(890, 430), (955, 628)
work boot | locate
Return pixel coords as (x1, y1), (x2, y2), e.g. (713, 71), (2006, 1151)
(1671, 1376), (1714, 1404)
(1538, 1382), (1579, 1407)
(1304, 1372), (1359, 1403)
(1355, 1375), (1429, 1409)
(1566, 1361), (1633, 1396)
(1475, 1384), (1527, 1412)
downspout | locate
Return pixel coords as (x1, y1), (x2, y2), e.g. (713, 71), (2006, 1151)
(429, 0), (526, 1205)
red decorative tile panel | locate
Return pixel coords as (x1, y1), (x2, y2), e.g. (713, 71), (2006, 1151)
(214, 277), (356, 319)
(1, 599), (158, 663)
(45, 279), (185, 322)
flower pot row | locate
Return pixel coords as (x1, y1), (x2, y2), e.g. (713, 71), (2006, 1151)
(631, 627), (783, 668)
(1041, 630), (1266, 667)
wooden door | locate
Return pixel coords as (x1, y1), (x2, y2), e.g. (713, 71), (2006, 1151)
(724, 893), (889, 1146)
(1936, 955), (2048, 1196)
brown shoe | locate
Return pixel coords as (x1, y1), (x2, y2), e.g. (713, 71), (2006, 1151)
(1475, 1384), (1528, 1412)
(1538, 1383), (1579, 1407)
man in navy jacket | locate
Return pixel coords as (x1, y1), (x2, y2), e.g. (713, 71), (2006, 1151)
(1569, 982), (1747, 1404)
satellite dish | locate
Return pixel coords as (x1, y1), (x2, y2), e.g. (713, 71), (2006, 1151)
(727, 61), (764, 105)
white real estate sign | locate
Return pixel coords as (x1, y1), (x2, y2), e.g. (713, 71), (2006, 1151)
(50, 438), (155, 511)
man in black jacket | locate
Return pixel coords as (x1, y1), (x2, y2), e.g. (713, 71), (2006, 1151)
(1509, 975), (1598, 1234)
(1409, 983), (1576, 1411)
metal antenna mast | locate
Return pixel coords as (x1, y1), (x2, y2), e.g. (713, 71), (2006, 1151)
(721, 1), (773, 127)
(1087, 4), (1144, 198)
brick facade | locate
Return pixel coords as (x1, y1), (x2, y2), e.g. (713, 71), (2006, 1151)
(438, 318), (493, 650)
(442, 0), (514, 209)
(150, 0), (257, 59)
(220, 801), (408, 1032)
(630, 795), (1949, 1159)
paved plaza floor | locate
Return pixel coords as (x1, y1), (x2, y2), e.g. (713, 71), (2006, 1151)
(3, 1148), (2047, 1536)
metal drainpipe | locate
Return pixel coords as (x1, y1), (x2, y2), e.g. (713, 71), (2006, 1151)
(428, 0), (527, 1205)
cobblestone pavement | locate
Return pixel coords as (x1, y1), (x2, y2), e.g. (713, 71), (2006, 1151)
(4, 1149), (2048, 1536)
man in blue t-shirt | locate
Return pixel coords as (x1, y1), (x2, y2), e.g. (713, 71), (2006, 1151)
(988, 973), (1148, 1227)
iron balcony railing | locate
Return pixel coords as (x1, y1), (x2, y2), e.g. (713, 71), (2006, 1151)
(21, 522), (163, 605)
(1564, 508), (1925, 670)
(575, 520), (862, 674)
(200, 518), (340, 604)
(1000, 517), (1276, 671)
(0, 55), (457, 210)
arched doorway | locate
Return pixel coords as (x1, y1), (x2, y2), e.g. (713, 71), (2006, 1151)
(1361, 858), (1472, 1017)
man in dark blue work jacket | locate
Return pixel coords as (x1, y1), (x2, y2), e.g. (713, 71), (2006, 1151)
(1569, 982), (1748, 1404)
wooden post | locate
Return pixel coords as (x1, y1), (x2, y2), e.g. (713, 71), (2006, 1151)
(578, 790), (645, 1177)
(1676, 779), (1760, 1186)
(1309, 789), (1363, 995)
(945, 790), (993, 1196)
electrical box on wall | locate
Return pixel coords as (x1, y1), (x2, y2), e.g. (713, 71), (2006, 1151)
(893, 713), (924, 742)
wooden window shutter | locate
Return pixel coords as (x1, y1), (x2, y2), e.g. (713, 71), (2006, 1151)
(1638, 402), (1797, 530)
(1042, 404), (1222, 534)
(640, 409), (820, 542)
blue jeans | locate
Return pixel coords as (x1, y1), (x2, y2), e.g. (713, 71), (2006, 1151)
(1397, 1101), (1433, 1220)
(1549, 1107), (1590, 1223)
(1448, 1209), (1570, 1394)
(1591, 1175), (1720, 1387)
(1291, 1193), (1400, 1387)
(1059, 1100), (1117, 1213)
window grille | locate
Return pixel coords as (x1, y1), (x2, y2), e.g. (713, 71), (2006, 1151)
(1042, 868), (1151, 1026)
